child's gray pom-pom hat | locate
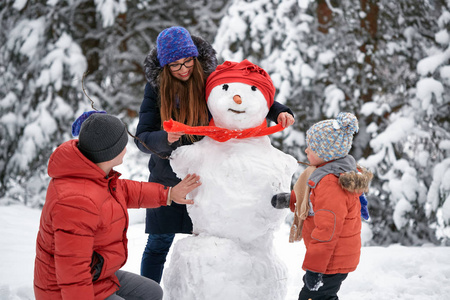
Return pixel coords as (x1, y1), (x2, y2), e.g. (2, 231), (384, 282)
(74, 112), (128, 163)
(156, 26), (198, 67)
(306, 112), (359, 162)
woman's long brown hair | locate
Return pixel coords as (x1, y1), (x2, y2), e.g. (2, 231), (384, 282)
(159, 59), (209, 142)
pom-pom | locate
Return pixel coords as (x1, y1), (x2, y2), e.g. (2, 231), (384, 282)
(72, 110), (106, 137)
(336, 112), (359, 134)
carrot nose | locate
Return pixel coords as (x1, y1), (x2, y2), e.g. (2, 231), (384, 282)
(233, 95), (242, 104)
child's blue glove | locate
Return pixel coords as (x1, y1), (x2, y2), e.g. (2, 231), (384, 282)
(360, 192), (369, 220)
(304, 270), (323, 291)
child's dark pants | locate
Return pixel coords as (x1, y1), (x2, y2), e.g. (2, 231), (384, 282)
(298, 273), (348, 300)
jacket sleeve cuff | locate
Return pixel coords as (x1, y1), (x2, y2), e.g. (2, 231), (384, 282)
(289, 190), (296, 212)
(166, 187), (173, 206)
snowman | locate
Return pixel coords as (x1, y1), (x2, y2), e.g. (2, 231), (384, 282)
(162, 60), (298, 300)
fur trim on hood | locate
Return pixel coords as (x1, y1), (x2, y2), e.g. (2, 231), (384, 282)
(144, 35), (218, 90)
(308, 155), (373, 194)
(339, 164), (373, 194)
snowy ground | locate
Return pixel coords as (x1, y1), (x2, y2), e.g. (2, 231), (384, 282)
(1, 205), (450, 300)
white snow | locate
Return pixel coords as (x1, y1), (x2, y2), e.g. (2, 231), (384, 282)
(403, 26), (418, 48)
(393, 198), (413, 229)
(12, 0), (28, 11)
(323, 84), (345, 117)
(318, 50), (336, 65)
(439, 65), (450, 85)
(360, 100), (391, 117)
(438, 10), (450, 27)
(94, 0), (127, 27)
(369, 117), (415, 152)
(297, 0), (312, 10)
(300, 63), (316, 86)
(435, 29), (450, 45)
(439, 139), (450, 150)
(1, 112), (18, 137)
(427, 158), (450, 219)
(1, 205), (450, 300)
(442, 194), (450, 226)
(417, 48), (450, 76)
(38, 33), (87, 90)
(416, 77), (444, 111)
(7, 18), (46, 59)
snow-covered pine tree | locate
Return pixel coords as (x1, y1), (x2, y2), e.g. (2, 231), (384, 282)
(214, 0), (450, 245)
(81, 0), (231, 112)
(360, 2), (450, 245)
(0, 0), (230, 206)
(0, 0), (89, 206)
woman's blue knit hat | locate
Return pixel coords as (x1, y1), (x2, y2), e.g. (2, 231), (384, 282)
(306, 112), (359, 162)
(157, 26), (199, 67)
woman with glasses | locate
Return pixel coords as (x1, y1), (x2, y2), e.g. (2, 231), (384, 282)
(134, 26), (295, 284)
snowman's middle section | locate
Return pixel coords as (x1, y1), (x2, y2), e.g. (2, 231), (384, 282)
(170, 135), (297, 245)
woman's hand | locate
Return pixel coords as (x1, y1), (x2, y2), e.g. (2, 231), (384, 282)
(171, 174), (201, 205)
(277, 112), (295, 128)
(167, 131), (184, 144)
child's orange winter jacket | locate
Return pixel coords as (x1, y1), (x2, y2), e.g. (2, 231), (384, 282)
(301, 155), (372, 274)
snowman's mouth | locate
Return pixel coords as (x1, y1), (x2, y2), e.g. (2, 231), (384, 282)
(228, 109), (245, 114)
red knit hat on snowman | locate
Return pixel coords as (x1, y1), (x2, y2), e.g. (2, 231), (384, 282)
(205, 59), (276, 108)
(164, 60), (285, 142)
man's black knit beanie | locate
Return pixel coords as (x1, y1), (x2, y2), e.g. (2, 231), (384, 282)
(78, 113), (128, 163)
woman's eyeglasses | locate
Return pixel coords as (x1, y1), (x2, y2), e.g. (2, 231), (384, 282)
(168, 57), (196, 71)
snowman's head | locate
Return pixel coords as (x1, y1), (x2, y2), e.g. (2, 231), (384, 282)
(205, 60), (275, 130)
(207, 82), (269, 130)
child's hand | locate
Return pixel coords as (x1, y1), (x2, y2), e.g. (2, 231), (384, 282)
(304, 270), (323, 291)
(271, 193), (291, 209)
(171, 174), (201, 205)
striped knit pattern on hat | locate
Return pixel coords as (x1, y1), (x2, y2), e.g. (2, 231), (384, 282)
(77, 113), (128, 163)
(306, 112), (359, 162)
(157, 26), (199, 67)
(205, 60), (276, 108)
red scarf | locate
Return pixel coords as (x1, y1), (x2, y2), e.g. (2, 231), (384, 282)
(163, 119), (285, 142)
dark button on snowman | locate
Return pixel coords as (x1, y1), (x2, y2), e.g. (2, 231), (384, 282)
(164, 60), (298, 300)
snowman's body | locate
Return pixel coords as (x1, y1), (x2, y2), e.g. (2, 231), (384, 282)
(163, 81), (297, 300)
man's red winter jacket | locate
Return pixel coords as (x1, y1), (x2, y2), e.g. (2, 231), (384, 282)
(34, 140), (169, 300)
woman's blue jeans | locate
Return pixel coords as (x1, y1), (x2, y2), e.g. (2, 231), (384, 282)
(140, 233), (175, 283)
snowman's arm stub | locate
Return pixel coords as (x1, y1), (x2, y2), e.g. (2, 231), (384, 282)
(270, 153), (299, 193)
(170, 144), (202, 179)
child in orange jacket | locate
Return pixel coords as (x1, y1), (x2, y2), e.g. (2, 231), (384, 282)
(272, 112), (372, 300)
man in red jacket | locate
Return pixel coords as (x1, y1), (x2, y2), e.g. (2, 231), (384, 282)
(34, 112), (201, 300)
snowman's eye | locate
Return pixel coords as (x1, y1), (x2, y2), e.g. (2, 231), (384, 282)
(251, 86), (257, 91)
(222, 84), (229, 91)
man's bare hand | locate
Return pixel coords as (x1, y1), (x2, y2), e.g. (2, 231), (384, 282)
(171, 174), (201, 205)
